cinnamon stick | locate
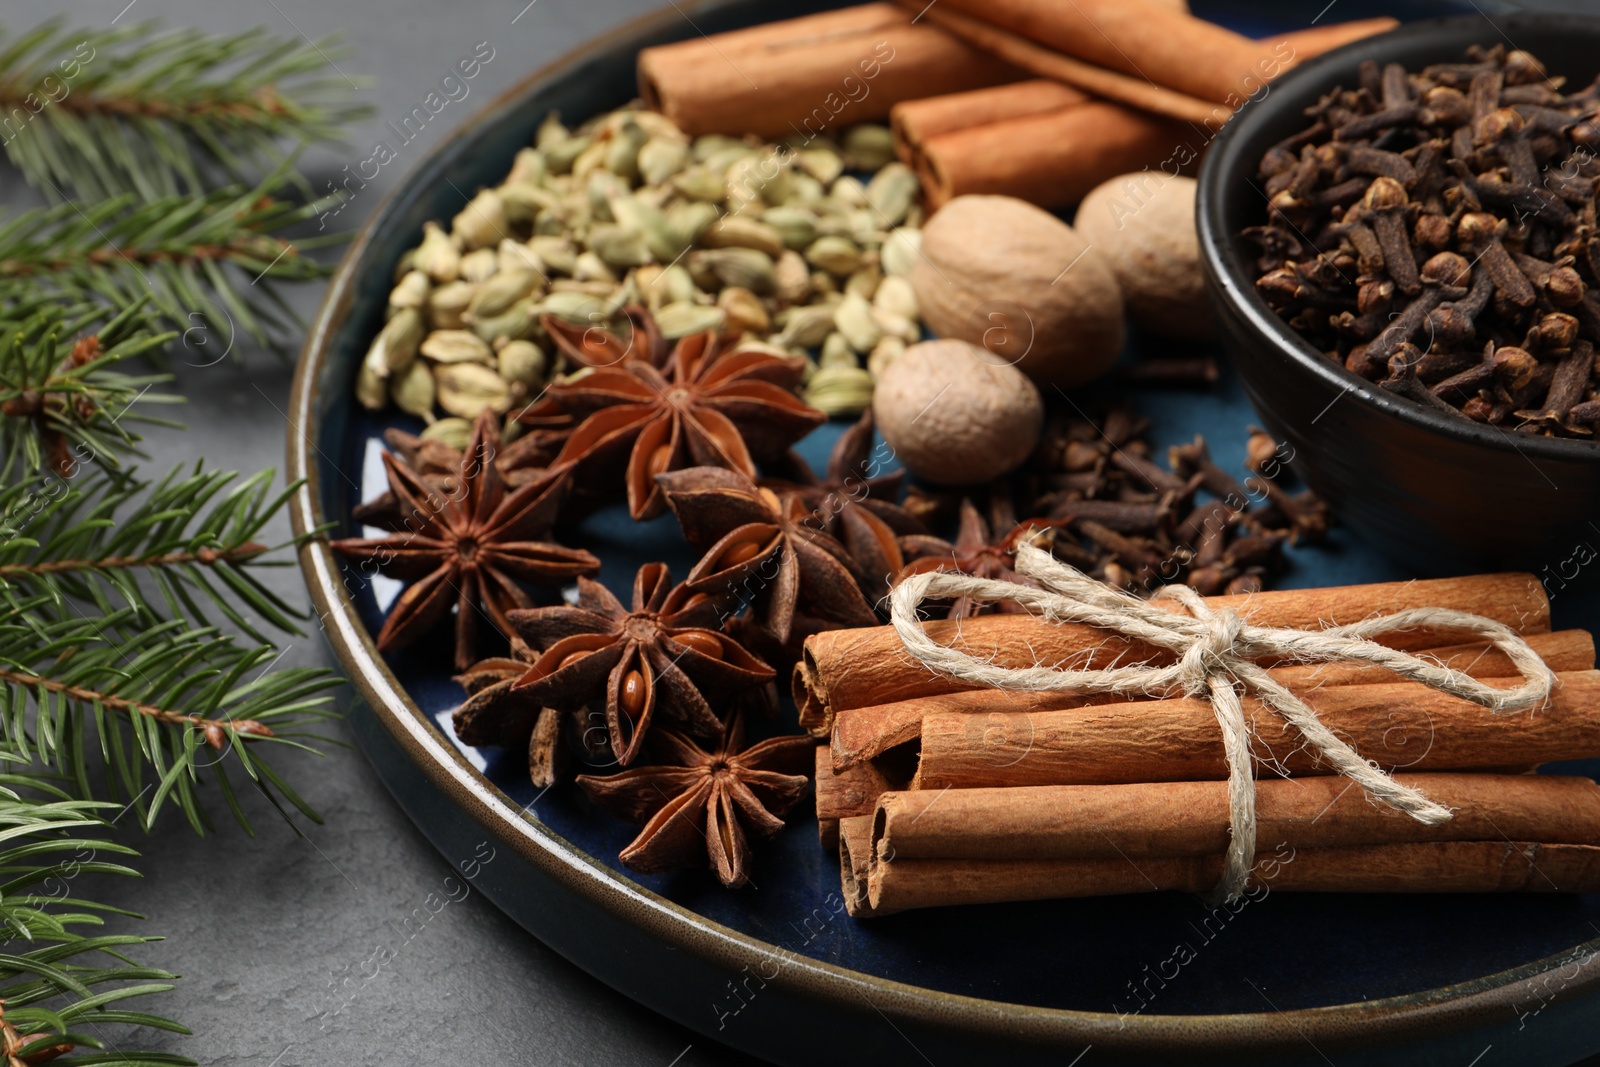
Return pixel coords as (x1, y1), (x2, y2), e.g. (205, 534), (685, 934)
(815, 742), (908, 821)
(891, 79), (1088, 165)
(916, 102), (1196, 211)
(798, 572), (1552, 736)
(910, 5), (1223, 125)
(1276, 19), (1402, 65)
(915, 670), (1600, 790)
(874, 774), (1600, 861)
(636, 4), (1020, 138)
(830, 629), (1595, 770)
(928, 0), (1292, 108)
(861, 841), (1600, 915)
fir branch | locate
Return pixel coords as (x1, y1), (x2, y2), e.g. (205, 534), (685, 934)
(0, 464), (314, 643)
(0, 175), (343, 353)
(0, 299), (178, 482)
(0, 606), (339, 835)
(0, 18), (370, 202)
(0, 777), (191, 1066)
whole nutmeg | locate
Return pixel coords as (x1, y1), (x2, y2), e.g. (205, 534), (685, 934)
(1076, 174), (1212, 341)
(910, 195), (1124, 388)
(872, 339), (1043, 486)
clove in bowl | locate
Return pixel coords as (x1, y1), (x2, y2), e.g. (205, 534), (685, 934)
(1198, 13), (1600, 574)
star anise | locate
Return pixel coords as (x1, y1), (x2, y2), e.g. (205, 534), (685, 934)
(351, 424), (553, 526)
(544, 317), (825, 519)
(452, 650), (597, 787)
(897, 493), (1058, 619)
(331, 409), (601, 670)
(542, 304), (669, 369)
(656, 466), (879, 649)
(575, 712), (812, 887)
(762, 410), (926, 600)
(475, 562), (774, 766)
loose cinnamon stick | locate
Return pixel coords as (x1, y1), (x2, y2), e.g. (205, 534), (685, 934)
(861, 841), (1600, 915)
(915, 670), (1600, 790)
(1276, 18), (1402, 65)
(636, 4), (1020, 138)
(830, 630), (1595, 771)
(910, 5), (1223, 125)
(798, 572), (1551, 736)
(929, 0), (1290, 108)
(916, 102), (1196, 211)
(874, 774), (1600, 861)
(891, 79), (1088, 165)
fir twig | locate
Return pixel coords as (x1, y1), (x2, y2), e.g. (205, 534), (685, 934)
(0, 776), (192, 1066)
(0, 605), (340, 835)
(0, 464), (314, 643)
(0, 299), (179, 481)
(0, 18), (370, 202)
(0, 173), (342, 353)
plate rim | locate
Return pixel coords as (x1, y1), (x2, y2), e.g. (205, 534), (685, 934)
(285, 0), (1600, 1056)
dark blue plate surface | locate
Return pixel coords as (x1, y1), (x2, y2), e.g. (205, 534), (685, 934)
(291, 2), (1600, 1063)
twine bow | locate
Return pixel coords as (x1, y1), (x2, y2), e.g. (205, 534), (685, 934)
(889, 543), (1556, 901)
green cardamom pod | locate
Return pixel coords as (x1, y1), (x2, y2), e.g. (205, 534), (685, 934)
(421, 329), (494, 365)
(761, 206), (819, 250)
(795, 147), (844, 186)
(874, 275), (919, 320)
(638, 138), (690, 186)
(537, 112), (570, 151)
(355, 359), (387, 411)
(654, 302), (727, 339)
(833, 293), (881, 353)
(605, 115), (649, 182)
(843, 125), (895, 172)
(459, 247), (499, 284)
(367, 307), (424, 376)
(544, 133), (592, 175)
(435, 363), (512, 418)
(390, 359), (437, 421)
(880, 227), (921, 278)
(414, 221), (461, 284)
(663, 201), (721, 254)
(470, 298), (536, 343)
(421, 417), (475, 450)
(865, 163), (919, 228)
(427, 280), (477, 331)
(802, 364), (875, 417)
(716, 286), (771, 334)
(774, 304), (835, 349)
(506, 147), (547, 187)
(529, 236), (578, 277)
(388, 270), (430, 312)
(451, 189), (507, 251)
(868, 335), (906, 380)
(497, 339), (547, 387)
(692, 248), (776, 295)
(804, 235), (864, 277)
(703, 216), (785, 258)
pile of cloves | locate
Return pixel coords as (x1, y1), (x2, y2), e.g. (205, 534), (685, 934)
(907, 408), (1328, 597)
(1245, 44), (1600, 436)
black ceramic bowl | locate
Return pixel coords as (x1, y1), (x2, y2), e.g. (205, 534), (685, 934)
(1198, 14), (1600, 574)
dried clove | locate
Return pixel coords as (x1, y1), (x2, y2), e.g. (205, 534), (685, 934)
(1244, 43), (1600, 437)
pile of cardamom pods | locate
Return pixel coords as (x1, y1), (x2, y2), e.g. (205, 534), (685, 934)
(355, 103), (927, 446)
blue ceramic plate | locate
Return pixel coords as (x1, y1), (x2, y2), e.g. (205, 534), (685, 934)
(289, 2), (1600, 1063)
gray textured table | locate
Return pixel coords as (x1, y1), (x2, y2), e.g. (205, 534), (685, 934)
(1, 1), (750, 1063)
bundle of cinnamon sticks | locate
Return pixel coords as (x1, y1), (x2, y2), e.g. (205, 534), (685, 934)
(799, 572), (1600, 916)
(636, 1), (1401, 209)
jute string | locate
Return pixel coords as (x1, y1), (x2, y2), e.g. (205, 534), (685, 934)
(888, 543), (1556, 901)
